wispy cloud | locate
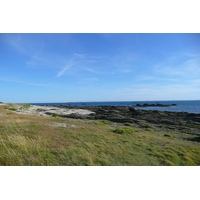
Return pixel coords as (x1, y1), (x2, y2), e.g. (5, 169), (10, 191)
(3, 34), (52, 69)
(0, 78), (55, 87)
(82, 78), (99, 81)
(57, 54), (104, 77)
(57, 59), (77, 77)
(136, 75), (179, 82)
(110, 51), (138, 74)
(83, 67), (100, 73)
(154, 54), (200, 77)
(74, 53), (88, 58)
(109, 81), (200, 100)
(183, 53), (200, 58)
(4, 34), (44, 57)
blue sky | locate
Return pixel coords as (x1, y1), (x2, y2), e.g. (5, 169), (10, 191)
(0, 33), (200, 103)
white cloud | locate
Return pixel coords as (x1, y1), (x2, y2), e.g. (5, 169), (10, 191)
(136, 75), (179, 82)
(109, 82), (200, 100)
(154, 54), (200, 78)
(5, 34), (44, 57)
(74, 53), (88, 58)
(57, 59), (76, 77)
(83, 68), (100, 73)
(182, 57), (200, 73)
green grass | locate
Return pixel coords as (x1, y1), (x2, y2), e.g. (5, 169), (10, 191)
(0, 104), (200, 166)
(164, 134), (173, 137)
(138, 122), (153, 128)
(5, 107), (18, 111)
(180, 122), (200, 128)
(124, 122), (132, 126)
(113, 128), (136, 134)
(19, 104), (32, 110)
(93, 120), (112, 125)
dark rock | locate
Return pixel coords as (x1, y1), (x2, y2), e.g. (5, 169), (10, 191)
(158, 120), (177, 125)
(48, 104), (200, 136)
(129, 107), (136, 112)
(134, 103), (177, 107)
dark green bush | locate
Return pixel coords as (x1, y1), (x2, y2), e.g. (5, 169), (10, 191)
(189, 136), (200, 142)
(164, 134), (172, 137)
(124, 122), (132, 126)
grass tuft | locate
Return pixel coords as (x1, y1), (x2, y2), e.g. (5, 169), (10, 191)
(19, 104), (32, 110)
(93, 120), (112, 125)
(113, 128), (136, 134)
(124, 122), (132, 126)
(5, 107), (18, 111)
(164, 134), (173, 137)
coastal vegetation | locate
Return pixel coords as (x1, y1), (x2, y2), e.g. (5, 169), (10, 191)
(5, 107), (18, 111)
(0, 103), (200, 166)
(19, 104), (32, 110)
(124, 122), (133, 126)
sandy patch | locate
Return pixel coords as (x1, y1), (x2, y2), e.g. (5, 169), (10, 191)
(14, 105), (95, 117)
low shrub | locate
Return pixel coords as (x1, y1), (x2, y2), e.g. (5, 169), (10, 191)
(181, 122), (200, 128)
(164, 134), (172, 137)
(139, 122), (153, 128)
(5, 107), (18, 111)
(124, 122), (132, 126)
(19, 104), (32, 110)
(113, 128), (135, 134)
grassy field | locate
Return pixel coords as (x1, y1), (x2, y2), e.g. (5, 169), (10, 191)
(0, 104), (200, 166)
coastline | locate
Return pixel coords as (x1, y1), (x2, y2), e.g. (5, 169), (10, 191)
(1, 102), (200, 166)
(2, 103), (200, 137)
(29, 100), (200, 114)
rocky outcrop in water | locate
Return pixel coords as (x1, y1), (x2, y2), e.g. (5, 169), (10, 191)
(134, 103), (177, 107)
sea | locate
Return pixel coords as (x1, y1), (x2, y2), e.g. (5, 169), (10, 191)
(30, 100), (200, 114)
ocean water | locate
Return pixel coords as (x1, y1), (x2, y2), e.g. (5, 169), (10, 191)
(30, 100), (200, 114)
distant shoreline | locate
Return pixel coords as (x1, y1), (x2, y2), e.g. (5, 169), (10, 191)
(2, 100), (200, 113)
(28, 100), (200, 114)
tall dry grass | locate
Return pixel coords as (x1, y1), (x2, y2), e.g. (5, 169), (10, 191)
(0, 104), (200, 166)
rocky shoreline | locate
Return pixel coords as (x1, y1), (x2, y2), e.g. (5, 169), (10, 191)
(42, 104), (200, 136)
(3, 103), (199, 137)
